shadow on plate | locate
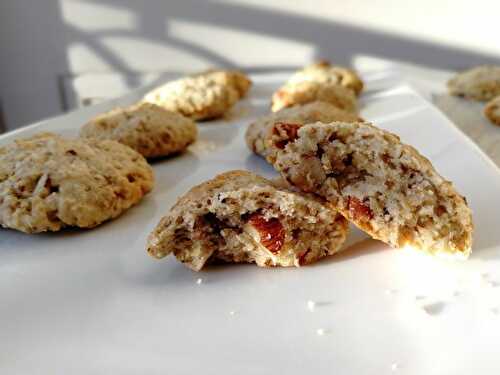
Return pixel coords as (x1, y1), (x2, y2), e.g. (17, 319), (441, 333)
(147, 151), (201, 195)
(314, 238), (388, 267)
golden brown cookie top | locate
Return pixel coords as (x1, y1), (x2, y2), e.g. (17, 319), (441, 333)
(0, 133), (154, 233)
(287, 61), (364, 96)
(271, 81), (358, 113)
(448, 66), (500, 101)
(80, 103), (198, 158)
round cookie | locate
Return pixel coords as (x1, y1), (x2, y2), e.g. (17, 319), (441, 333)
(287, 61), (364, 96)
(0, 133), (154, 233)
(191, 69), (252, 98)
(484, 95), (500, 126)
(447, 66), (500, 101)
(142, 73), (242, 121)
(80, 103), (198, 158)
(147, 170), (348, 270)
(268, 122), (473, 259)
(245, 101), (362, 159)
(271, 81), (358, 113)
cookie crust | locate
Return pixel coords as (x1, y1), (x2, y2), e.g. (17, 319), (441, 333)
(447, 66), (500, 101)
(271, 81), (358, 113)
(80, 103), (198, 158)
(191, 69), (252, 98)
(287, 61), (364, 96)
(142, 75), (240, 121)
(0, 133), (154, 233)
(484, 96), (500, 126)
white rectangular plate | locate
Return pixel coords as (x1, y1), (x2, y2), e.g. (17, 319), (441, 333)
(2, 71), (500, 374)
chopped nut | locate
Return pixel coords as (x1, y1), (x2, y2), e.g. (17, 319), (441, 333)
(347, 196), (373, 221)
(274, 122), (301, 149)
(434, 205), (447, 217)
(247, 213), (285, 253)
(298, 249), (311, 266)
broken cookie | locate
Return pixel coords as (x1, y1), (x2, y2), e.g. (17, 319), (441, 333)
(146, 170), (348, 270)
(268, 121), (473, 258)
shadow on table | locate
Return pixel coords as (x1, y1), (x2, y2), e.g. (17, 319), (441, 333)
(61, 0), (500, 96)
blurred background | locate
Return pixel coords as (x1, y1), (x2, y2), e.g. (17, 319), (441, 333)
(1, 0), (499, 132)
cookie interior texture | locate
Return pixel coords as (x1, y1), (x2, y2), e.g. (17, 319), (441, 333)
(270, 122), (473, 258)
(447, 65), (500, 101)
(245, 101), (361, 159)
(147, 170), (348, 270)
(80, 103), (198, 158)
(0, 133), (154, 233)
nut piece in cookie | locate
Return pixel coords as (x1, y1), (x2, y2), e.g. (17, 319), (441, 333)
(447, 66), (500, 101)
(287, 61), (364, 96)
(245, 101), (361, 160)
(80, 103), (198, 158)
(269, 122), (473, 258)
(484, 95), (500, 126)
(271, 81), (358, 113)
(0, 133), (154, 233)
(146, 170), (348, 271)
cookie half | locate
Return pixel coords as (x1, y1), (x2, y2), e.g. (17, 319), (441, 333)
(0, 133), (154, 233)
(245, 101), (361, 159)
(142, 75), (240, 121)
(287, 61), (364, 96)
(146, 170), (348, 270)
(271, 81), (358, 113)
(80, 103), (198, 158)
(269, 122), (473, 258)
(484, 95), (500, 126)
(447, 66), (500, 101)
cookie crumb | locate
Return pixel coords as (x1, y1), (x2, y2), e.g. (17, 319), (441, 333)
(421, 301), (446, 316)
(316, 328), (330, 336)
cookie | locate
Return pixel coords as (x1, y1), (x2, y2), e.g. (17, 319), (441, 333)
(484, 95), (500, 126)
(287, 61), (364, 96)
(268, 122), (473, 258)
(0, 133), (154, 233)
(271, 81), (358, 113)
(447, 66), (500, 101)
(142, 74), (240, 121)
(245, 101), (361, 159)
(80, 103), (198, 158)
(191, 69), (252, 98)
(146, 170), (348, 270)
